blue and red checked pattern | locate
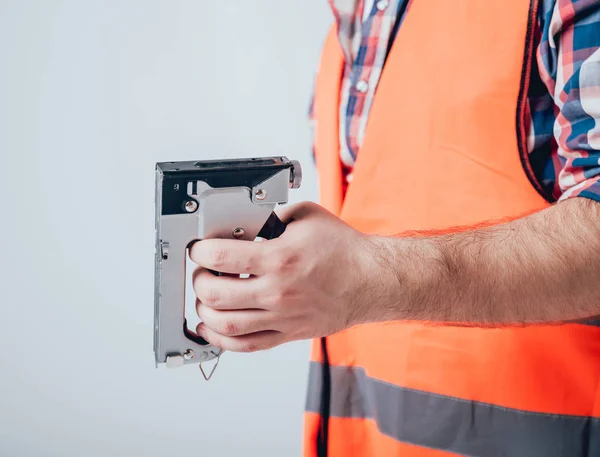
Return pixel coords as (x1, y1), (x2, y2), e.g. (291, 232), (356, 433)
(310, 0), (600, 203)
(327, 0), (405, 168)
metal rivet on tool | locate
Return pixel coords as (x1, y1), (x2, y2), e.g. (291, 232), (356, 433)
(255, 189), (267, 200)
(232, 228), (245, 239)
(200, 352), (209, 360)
(183, 349), (194, 360)
(184, 200), (198, 212)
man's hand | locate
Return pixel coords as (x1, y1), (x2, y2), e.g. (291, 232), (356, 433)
(190, 197), (600, 352)
(189, 202), (389, 352)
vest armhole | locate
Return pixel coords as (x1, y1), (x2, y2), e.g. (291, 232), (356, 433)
(515, 0), (555, 204)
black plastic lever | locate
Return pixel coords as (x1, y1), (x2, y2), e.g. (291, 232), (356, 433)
(257, 212), (287, 240)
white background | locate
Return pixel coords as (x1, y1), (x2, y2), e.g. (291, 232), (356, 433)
(0, 1), (331, 456)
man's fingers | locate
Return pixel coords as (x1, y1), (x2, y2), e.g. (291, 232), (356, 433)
(196, 303), (277, 336)
(196, 322), (285, 353)
(276, 201), (324, 224)
(189, 239), (273, 275)
(192, 268), (266, 310)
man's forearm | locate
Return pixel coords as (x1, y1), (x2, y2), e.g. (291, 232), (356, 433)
(377, 198), (600, 326)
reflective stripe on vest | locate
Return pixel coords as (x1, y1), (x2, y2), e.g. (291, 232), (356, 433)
(304, 0), (600, 456)
(306, 362), (600, 457)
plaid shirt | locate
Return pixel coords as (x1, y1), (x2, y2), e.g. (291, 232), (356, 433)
(310, 0), (600, 203)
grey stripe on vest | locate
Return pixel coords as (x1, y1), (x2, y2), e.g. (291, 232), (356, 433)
(306, 362), (600, 457)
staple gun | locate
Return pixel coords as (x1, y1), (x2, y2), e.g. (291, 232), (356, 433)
(154, 157), (302, 379)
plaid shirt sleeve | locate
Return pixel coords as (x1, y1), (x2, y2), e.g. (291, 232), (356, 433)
(539, 0), (600, 203)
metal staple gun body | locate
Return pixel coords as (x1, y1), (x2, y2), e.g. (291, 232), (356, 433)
(154, 157), (302, 379)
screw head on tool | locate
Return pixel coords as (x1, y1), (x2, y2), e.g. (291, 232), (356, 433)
(255, 189), (267, 200)
(184, 200), (198, 212)
(183, 349), (194, 360)
(232, 228), (245, 239)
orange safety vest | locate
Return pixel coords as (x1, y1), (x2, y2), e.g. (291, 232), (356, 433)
(303, 0), (600, 456)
